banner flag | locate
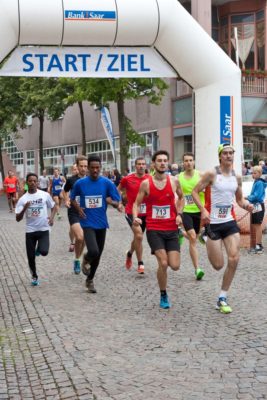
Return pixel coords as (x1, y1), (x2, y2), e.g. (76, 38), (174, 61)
(100, 106), (116, 162)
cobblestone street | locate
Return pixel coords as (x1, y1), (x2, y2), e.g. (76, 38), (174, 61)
(0, 195), (266, 400)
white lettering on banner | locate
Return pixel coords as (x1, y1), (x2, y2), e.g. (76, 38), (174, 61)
(0, 47), (177, 78)
(223, 114), (231, 137)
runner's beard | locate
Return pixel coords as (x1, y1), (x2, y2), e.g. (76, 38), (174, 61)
(155, 168), (166, 174)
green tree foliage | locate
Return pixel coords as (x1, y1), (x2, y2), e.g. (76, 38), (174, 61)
(79, 78), (168, 171)
(0, 77), (26, 182)
(18, 78), (70, 172)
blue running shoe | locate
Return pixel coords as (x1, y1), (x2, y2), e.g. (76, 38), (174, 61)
(73, 260), (81, 275)
(31, 277), (40, 286)
(160, 293), (171, 309)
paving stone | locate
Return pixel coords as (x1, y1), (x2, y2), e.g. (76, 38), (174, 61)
(0, 197), (266, 399)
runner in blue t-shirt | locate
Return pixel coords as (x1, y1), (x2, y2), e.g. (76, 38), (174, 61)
(70, 155), (123, 293)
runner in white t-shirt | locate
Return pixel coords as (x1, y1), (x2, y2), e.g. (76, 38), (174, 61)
(15, 173), (56, 286)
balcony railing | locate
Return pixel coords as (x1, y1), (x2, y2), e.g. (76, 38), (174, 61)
(241, 72), (267, 96)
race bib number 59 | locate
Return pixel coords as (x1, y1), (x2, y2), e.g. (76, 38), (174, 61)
(85, 195), (102, 208)
(152, 205), (170, 219)
(215, 205), (231, 219)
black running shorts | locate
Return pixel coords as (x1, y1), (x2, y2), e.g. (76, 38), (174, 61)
(206, 220), (240, 241)
(146, 230), (180, 254)
(181, 212), (201, 234)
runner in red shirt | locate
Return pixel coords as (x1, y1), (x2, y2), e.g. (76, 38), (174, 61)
(132, 150), (184, 309)
(118, 157), (149, 274)
(3, 170), (19, 212)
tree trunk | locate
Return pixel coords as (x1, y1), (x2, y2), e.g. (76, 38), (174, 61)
(39, 113), (44, 173)
(0, 139), (5, 183)
(117, 97), (128, 173)
(78, 101), (86, 156)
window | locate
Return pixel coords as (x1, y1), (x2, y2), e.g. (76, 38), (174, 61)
(219, 10), (265, 70)
(43, 145), (78, 175)
(86, 139), (119, 172)
(26, 150), (35, 174)
(3, 135), (23, 166)
(128, 131), (158, 171)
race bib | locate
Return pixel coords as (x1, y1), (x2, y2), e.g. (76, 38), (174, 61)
(185, 194), (194, 205)
(215, 205), (231, 219)
(27, 206), (44, 218)
(139, 203), (146, 214)
(152, 205), (170, 219)
(85, 195), (102, 208)
(9, 184), (15, 188)
(55, 185), (62, 191)
(252, 203), (262, 213)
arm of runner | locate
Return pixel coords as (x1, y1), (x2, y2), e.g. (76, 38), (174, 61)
(173, 176), (184, 226)
(192, 170), (214, 225)
(107, 181), (124, 212)
(70, 182), (86, 219)
(132, 179), (148, 225)
(15, 201), (30, 222)
(117, 182), (127, 206)
(235, 175), (254, 212)
(48, 205), (57, 225)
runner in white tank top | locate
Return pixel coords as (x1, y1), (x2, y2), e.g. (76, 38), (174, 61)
(192, 143), (254, 314)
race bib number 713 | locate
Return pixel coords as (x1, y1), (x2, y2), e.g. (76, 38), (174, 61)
(152, 205), (170, 219)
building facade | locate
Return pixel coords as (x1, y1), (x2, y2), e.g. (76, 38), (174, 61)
(2, 0), (267, 178)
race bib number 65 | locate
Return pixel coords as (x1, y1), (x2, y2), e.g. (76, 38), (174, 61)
(152, 205), (170, 219)
(85, 195), (102, 208)
(27, 206), (44, 217)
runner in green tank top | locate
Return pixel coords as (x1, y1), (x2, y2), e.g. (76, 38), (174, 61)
(179, 152), (205, 280)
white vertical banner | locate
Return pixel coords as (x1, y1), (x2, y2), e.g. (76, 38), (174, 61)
(100, 106), (116, 163)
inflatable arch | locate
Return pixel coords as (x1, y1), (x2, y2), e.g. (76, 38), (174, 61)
(0, 0), (242, 172)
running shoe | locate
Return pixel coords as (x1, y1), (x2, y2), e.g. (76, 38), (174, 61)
(255, 245), (263, 254)
(31, 277), (40, 286)
(69, 243), (75, 252)
(216, 297), (232, 314)
(195, 267), (205, 280)
(178, 228), (184, 246)
(73, 260), (81, 275)
(160, 293), (171, 309)
(85, 278), (97, 293)
(248, 247), (257, 254)
(198, 230), (207, 245)
(82, 256), (90, 276)
(137, 264), (145, 274)
(125, 252), (132, 270)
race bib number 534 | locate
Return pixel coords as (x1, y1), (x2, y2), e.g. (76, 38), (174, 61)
(85, 195), (102, 208)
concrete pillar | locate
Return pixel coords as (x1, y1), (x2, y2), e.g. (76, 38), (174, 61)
(191, 0), (212, 36)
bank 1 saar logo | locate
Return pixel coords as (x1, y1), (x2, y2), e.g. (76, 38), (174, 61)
(220, 96), (233, 144)
(65, 10), (116, 21)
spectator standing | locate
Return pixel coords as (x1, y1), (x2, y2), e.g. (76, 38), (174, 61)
(246, 165), (267, 254)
